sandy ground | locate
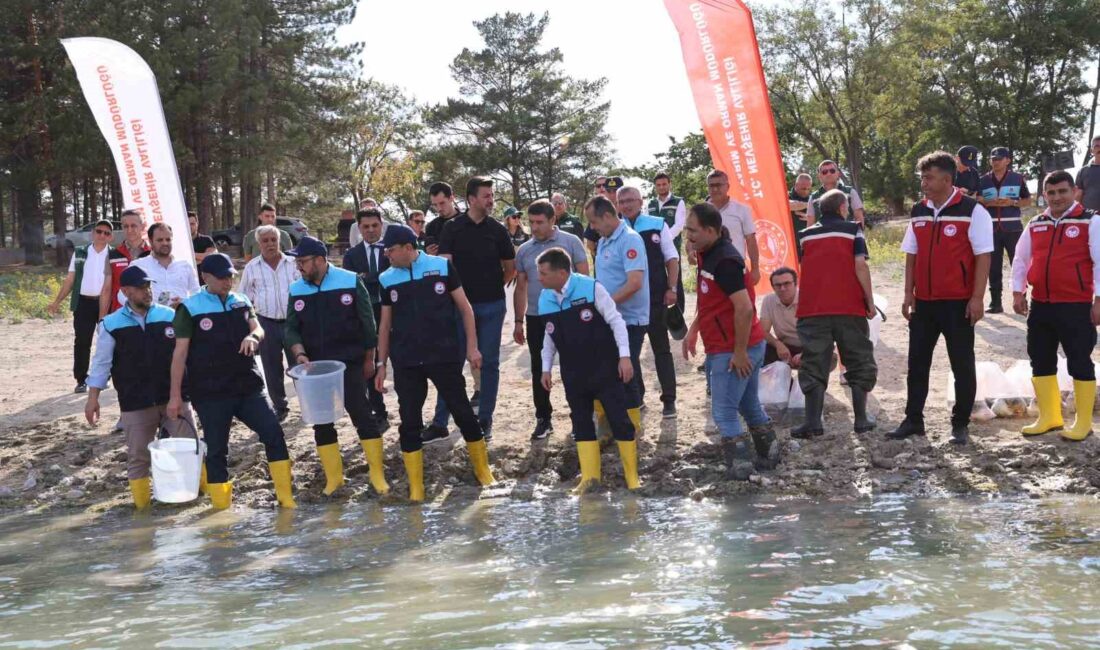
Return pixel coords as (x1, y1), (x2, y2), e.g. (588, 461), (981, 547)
(2, 262), (1099, 514)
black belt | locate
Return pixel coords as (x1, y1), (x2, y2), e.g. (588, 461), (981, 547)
(259, 315), (286, 323)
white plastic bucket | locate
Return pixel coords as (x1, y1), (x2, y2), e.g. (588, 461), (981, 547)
(288, 360), (346, 425)
(148, 437), (206, 503)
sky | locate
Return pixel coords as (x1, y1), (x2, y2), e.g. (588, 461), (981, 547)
(342, 0), (762, 168)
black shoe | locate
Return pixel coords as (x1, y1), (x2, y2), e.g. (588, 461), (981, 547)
(531, 418), (552, 441)
(790, 386), (825, 439)
(749, 424), (780, 469)
(74, 383), (87, 394)
(850, 387), (876, 433)
(661, 403), (677, 419)
(481, 422), (493, 442)
(950, 425), (970, 445)
(276, 408), (290, 423)
(986, 303), (1004, 314)
(887, 418), (926, 439)
(421, 424), (450, 445)
(723, 436), (756, 481)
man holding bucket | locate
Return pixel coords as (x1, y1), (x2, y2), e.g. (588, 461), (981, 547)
(85, 266), (198, 509)
(167, 253), (296, 510)
(285, 236), (389, 497)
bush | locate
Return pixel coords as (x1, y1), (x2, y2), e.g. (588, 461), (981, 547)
(0, 268), (64, 322)
(865, 223), (906, 267)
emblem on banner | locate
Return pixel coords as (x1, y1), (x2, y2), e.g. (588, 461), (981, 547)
(755, 220), (790, 275)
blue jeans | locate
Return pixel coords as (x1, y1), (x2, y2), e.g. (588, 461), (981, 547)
(705, 341), (769, 439)
(432, 299), (506, 429)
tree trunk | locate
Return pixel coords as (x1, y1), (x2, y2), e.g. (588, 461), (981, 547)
(49, 173), (67, 267)
(17, 185), (44, 266)
(12, 184), (20, 247)
(0, 184), (6, 247)
(221, 163), (234, 231)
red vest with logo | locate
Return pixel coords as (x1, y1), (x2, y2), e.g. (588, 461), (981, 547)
(108, 243), (150, 312)
(910, 191), (980, 301)
(695, 238), (765, 354)
(1025, 204), (1096, 303)
(796, 216), (867, 318)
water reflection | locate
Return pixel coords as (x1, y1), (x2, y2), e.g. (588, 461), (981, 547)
(0, 495), (1097, 647)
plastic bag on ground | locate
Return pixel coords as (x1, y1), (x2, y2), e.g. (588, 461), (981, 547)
(787, 377), (805, 410)
(971, 400), (996, 421)
(991, 397), (1028, 418)
(976, 361), (1015, 401)
(1056, 356), (1073, 392)
(758, 362), (792, 405)
(1004, 360), (1035, 399)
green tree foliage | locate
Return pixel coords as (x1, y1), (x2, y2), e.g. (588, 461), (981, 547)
(427, 12), (613, 208)
(626, 132), (713, 204)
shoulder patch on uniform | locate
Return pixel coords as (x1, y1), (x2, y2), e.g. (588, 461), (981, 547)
(626, 249), (638, 259)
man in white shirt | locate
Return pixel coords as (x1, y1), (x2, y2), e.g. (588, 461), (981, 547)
(238, 224), (300, 420)
(705, 169), (761, 286)
(126, 223), (199, 308)
(48, 219), (114, 392)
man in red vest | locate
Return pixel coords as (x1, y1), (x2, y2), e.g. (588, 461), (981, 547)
(107, 209), (150, 313)
(892, 151), (993, 445)
(1011, 170), (1100, 442)
(791, 189), (878, 438)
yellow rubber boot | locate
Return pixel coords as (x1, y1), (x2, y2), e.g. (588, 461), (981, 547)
(316, 443), (345, 496)
(268, 460), (297, 509)
(208, 482), (232, 510)
(1063, 379), (1095, 441)
(360, 438), (390, 495)
(616, 440), (641, 490)
(402, 450), (425, 502)
(628, 407), (644, 438)
(572, 440), (602, 495)
(467, 439), (495, 486)
(129, 477), (152, 510)
(1022, 375), (1064, 436)
(594, 400), (611, 443)
(199, 463), (209, 496)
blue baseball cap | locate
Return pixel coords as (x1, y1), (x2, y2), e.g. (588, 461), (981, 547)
(198, 253), (237, 278)
(119, 266), (151, 288)
(990, 146), (1012, 160)
(285, 235), (327, 258)
(956, 145), (979, 168)
(381, 224), (419, 248)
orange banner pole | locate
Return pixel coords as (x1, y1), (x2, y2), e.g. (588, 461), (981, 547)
(663, 0), (797, 293)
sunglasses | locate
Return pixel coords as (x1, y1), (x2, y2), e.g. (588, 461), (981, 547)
(94, 229), (112, 236)
(820, 168), (838, 174)
(411, 219), (426, 225)
(508, 215), (521, 220)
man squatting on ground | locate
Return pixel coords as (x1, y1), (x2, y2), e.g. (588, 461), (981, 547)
(374, 225), (494, 502)
(537, 247), (639, 492)
(1012, 170), (1100, 442)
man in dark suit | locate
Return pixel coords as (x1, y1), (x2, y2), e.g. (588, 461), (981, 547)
(342, 207), (390, 422)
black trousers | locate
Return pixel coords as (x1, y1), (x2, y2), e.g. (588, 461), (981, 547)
(313, 363), (381, 446)
(1028, 301), (1097, 380)
(393, 362), (483, 453)
(525, 315), (553, 419)
(565, 369), (635, 442)
(73, 295), (99, 384)
(365, 303), (387, 417)
(257, 315), (291, 412)
(796, 315), (877, 393)
(989, 228), (1022, 302)
(193, 390), (290, 484)
(639, 302), (677, 405)
(905, 299), (975, 427)
(625, 325), (647, 409)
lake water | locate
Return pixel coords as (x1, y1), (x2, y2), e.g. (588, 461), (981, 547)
(0, 495), (1097, 648)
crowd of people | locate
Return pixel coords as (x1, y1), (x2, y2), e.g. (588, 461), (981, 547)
(44, 136), (1100, 510)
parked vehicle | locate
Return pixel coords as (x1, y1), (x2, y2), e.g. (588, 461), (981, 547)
(212, 217), (309, 250)
(45, 221), (125, 250)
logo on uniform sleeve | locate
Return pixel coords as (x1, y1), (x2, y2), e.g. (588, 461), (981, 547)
(165, 327), (175, 339)
(340, 293), (353, 306)
(294, 299), (305, 312)
(700, 280), (710, 294)
(434, 281), (446, 295)
(199, 318), (213, 331)
(390, 289), (399, 303)
(580, 308), (593, 322)
(626, 248), (638, 259)
(650, 233), (660, 244)
(943, 224), (957, 237)
(1066, 226), (1081, 239)
(545, 322), (555, 334)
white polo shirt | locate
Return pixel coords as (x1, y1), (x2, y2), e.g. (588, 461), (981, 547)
(710, 197), (756, 256)
(68, 243), (110, 297)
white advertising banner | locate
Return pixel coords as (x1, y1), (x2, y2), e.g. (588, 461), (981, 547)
(61, 37), (194, 267)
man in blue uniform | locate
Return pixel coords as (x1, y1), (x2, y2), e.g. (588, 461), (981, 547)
(538, 248), (638, 493)
(979, 146), (1031, 313)
(167, 253), (295, 509)
(286, 236), (388, 497)
(374, 225), (494, 502)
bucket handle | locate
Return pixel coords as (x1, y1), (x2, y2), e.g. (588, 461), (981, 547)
(157, 416), (203, 456)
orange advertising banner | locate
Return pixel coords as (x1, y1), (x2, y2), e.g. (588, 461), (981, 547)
(664, 0), (797, 292)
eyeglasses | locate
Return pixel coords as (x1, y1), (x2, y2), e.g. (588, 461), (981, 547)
(293, 256), (317, 267)
(411, 219), (426, 225)
(94, 229), (112, 236)
(772, 281), (795, 289)
(820, 168), (838, 175)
